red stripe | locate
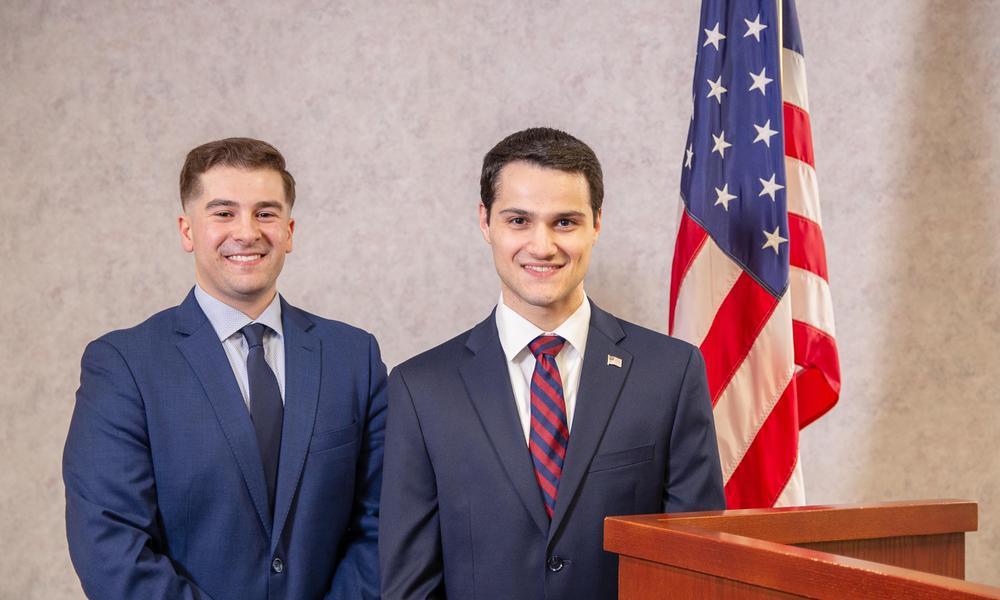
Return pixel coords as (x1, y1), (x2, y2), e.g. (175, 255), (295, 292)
(530, 408), (567, 451)
(532, 466), (559, 500)
(788, 213), (828, 281)
(530, 393), (568, 440)
(793, 320), (841, 429)
(538, 359), (566, 395)
(724, 380), (799, 509)
(531, 337), (564, 355)
(669, 211), (709, 335)
(529, 438), (563, 478)
(529, 406), (568, 458)
(783, 102), (814, 167)
(699, 273), (780, 404)
(532, 372), (567, 416)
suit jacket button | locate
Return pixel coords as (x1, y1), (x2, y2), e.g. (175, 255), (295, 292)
(546, 556), (564, 572)
(271, 557), (284, 574)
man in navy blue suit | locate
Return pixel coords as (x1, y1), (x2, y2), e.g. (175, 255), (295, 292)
(380, 127), (726, 600)
(64, 138), (385, 599)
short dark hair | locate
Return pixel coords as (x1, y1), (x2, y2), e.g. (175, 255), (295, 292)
(179, 137), (296, 208)
(480, 127), (603, 222)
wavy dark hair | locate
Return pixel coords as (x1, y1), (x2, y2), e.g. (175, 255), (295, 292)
(179, 137), (295, 207)
(480, 127), (603, 222)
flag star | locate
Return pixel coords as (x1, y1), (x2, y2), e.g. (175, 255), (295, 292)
(749, 67), (773, 95)
(714, 184), (737, 211)
(685, 144), (694, 169)
(703, 22), (726, 50)
(744, 13), (768, 41)
(762, 226), (787, 254)
(711, 131), (732, 158)
(758, 173), (785, 201)
(707, 75), (728, 104)
(753, 119), (779, 147)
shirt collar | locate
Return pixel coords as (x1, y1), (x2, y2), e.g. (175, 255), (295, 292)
(495, 293), (591, 361)
(194, 285), (284, 342)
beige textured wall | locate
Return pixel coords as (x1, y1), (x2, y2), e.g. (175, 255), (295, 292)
(1, 1), (997, 596)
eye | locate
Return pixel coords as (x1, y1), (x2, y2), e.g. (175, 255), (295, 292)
(556, 218), (576, 228)
(509, 216), (527, 226)
(257, 211), (278, 219)
(212, 210), (234, 218)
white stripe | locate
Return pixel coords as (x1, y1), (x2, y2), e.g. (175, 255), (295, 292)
(790, 266), (836, 337)
(712, 293), (796, 482)
(774, 453), (806, 506)
(672, 235), (743, 347)
(781, 48), (809, 112)
(785, 156), (821, 226)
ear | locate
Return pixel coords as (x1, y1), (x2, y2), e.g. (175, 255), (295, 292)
(178, 214), (194, 253)
(285, 218), (295, 253)
(478, 203), (492, 244)
(592, 208), (602, 241)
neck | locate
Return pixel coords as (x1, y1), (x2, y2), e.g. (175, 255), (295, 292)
(236, 297), (273, 320)
(502, 289), (585, 332)
(197, 282), (276, 320)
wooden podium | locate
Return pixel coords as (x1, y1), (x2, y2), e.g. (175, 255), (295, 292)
(604, 499), (1000, 599)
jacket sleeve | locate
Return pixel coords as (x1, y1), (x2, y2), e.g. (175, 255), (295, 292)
(63, 339), (212, 600)
(378, 367), (446, 600)
(327, 334), (388, 600)
(662, 346), (727, 512)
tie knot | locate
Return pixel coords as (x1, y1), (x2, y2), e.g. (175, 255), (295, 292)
(242, 323), (269, 348)
(529, 335), (565, 359)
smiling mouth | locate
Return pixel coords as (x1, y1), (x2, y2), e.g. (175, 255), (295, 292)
(226, 253), (265, 263)
(523, 264), (563, 273)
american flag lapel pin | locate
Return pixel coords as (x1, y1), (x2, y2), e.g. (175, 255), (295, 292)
(607, 355), (623, 368)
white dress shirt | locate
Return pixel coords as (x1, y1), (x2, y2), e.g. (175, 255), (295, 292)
(194, 285), (286, 406)
(495, 294), (591, 444)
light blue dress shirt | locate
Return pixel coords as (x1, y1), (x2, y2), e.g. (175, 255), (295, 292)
(194, 285), (286, 406)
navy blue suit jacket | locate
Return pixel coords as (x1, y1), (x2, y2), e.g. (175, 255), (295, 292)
(64, 290), (386, 600)
(380, 302), (725, 600)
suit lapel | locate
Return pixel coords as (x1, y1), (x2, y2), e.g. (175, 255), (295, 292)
(174, 290), (272, 538)
(549, 302), (632, 542)
(271, 300), (321, 552)
(459, 313), (550, 536)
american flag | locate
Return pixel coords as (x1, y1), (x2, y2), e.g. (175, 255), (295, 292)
(669, 0), (841, 508)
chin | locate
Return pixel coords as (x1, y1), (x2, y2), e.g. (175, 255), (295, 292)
(224, 280), (271, 298)
(522, 293), (565, 310)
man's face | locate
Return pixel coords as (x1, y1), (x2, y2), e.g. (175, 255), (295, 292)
(479, 161), (600, 327)
(178, 166), (294, 316)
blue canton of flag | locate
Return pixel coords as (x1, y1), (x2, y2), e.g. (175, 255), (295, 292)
(680, 0), (788, 297)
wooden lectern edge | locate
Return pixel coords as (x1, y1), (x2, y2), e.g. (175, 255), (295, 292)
(604, 499), (1000, 599)
(609, 498), (978, 545)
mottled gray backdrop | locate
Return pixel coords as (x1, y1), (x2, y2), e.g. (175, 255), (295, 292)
(1, 1), (998, 596)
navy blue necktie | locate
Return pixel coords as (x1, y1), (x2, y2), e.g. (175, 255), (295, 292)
(242, 323), (283, 514)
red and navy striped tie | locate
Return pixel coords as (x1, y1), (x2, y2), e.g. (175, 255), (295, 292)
(528, 334), (569, 520)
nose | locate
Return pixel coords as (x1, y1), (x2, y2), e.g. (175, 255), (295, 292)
(526, 226), (557, 258)
(231, 213), (261, 243)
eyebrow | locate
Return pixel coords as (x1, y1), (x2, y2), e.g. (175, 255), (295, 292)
(497, 208), (587, 219)
(204, 199), (286, 211)
(553, 210), (587, 219)
(204, 199), (238, 210)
